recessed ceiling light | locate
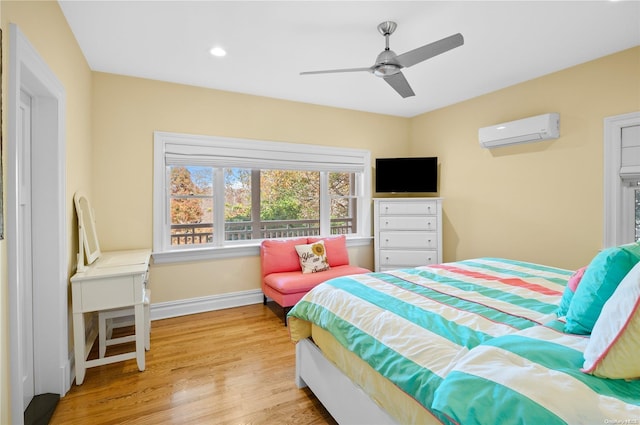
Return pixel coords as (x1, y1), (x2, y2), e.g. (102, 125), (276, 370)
(210, 46), (226, 57)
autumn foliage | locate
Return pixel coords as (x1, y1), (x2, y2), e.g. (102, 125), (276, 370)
(170, 166), (354, 243)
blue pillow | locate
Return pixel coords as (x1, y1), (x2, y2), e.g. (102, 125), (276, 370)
(564, 243), (640, 335)
(556, 266), (587, 317)
(556, 285), (574, 317)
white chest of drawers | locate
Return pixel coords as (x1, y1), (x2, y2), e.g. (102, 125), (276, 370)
(373, 198), (443, 271)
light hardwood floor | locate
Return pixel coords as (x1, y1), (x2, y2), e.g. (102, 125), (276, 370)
(50, 304), (337, 425)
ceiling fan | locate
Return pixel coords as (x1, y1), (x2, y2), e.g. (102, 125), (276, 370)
(300, 21), (464, 98)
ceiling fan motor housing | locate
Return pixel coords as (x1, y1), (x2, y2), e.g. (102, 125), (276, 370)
(373, 21), (402, 76)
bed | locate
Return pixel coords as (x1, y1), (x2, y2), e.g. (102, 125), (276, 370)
(288, 257), (640, 424)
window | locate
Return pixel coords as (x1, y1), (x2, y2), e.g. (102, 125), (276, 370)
(153, 132), (371, 263)
(604, 112), (640, 247)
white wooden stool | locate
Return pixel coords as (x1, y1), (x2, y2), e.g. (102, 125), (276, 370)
(98, 290), (151, 358)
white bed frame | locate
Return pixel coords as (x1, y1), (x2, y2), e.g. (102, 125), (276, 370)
(295, 338), (398, 425)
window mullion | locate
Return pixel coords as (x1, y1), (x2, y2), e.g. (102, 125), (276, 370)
(251, 170), (261, 239)
(351, 173), (358, 234)
(164, 165), (172, 250)
(621, 183), (637, 243)
(319, 172), (330, 235)
(213, 167), (225, 246)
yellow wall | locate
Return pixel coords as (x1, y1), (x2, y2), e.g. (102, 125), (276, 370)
(1, 1), (93, 422)
(410, 46), (640, 270)
(91, 72), (407, 301)
(92, 47), (640, 301)
(0, 0), (638, 421)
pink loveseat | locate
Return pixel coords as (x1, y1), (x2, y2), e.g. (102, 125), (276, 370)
(260, 235), (370, 324)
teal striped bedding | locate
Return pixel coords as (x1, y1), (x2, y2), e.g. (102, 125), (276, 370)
(432, 322), (640, 424)
(289, 258), (587, 423)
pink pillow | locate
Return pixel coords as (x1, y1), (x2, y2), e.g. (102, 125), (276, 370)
(308, 235), (349, 267)
(260, 238), (304, 276)
(568, 266), (587, 292)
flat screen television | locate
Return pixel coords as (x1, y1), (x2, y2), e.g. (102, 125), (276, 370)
(375, 157), (438, 193)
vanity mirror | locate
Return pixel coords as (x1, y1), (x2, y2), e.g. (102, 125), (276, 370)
(73, 191), (101, 270)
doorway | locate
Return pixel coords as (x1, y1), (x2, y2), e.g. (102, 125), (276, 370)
(604, 111), (640, 247)
(7, 24), (69, 424)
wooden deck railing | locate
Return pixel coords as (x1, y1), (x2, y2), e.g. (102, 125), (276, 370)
(170, 218), (354, 245)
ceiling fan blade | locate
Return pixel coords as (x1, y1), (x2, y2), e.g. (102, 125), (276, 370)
(395, 33), (464, 68)
(383, 72), (415, 98)
(300, 67), (372, 75)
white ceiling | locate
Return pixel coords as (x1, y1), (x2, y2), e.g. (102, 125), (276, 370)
(58, 1), (640, 118)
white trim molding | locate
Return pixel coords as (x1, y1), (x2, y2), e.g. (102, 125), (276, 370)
(8, 24), (69, 423)
(151, 235), (372, 264)
(604, 111), (640, 248)
(152, 131), (372, 263)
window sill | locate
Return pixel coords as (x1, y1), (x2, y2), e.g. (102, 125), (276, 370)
(152, 236), (373, 264)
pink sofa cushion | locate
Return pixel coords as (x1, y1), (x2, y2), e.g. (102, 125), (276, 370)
(260, 238), (305, 277)
(263, 264), (371, 295)
(307, 235), (349, 267)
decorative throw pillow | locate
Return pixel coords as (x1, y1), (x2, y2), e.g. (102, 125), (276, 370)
(582, 261), (640, 379)
(568, 266), (587, 292)
(564, 243), (640, 335)
(295, 240), (330, 274)
(308, 235), (349, 267)
(556, 266), (587, 317)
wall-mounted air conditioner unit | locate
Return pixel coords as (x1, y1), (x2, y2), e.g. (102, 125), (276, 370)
(479, 113), (560, 148)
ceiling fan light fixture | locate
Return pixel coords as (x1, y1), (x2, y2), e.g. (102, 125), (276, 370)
(373, 64), (401, 77)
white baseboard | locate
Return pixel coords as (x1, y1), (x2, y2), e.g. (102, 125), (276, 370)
(150, 289), (264, 321)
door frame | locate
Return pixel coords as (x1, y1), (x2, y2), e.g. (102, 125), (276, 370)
(603, 111), (640, 247)
(7, 24), (69, 422)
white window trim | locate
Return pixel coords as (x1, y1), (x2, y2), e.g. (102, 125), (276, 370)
(153, 131), (372, 263)
(603, 111), (640, 248)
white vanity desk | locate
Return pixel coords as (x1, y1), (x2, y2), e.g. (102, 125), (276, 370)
(71, 192), (151, 385)
(71, 249), (151, 385)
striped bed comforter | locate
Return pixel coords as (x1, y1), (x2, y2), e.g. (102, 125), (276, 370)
(432, 321), (640, 424)
(288, 258), (640, 424)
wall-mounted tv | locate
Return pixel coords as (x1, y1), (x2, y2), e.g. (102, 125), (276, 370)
(375, 157), (438, 193)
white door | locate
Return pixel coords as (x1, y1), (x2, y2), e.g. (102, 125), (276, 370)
(18, 89), (35, 411)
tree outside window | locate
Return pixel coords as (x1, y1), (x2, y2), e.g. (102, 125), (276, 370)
(170, 167), (356, 246)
